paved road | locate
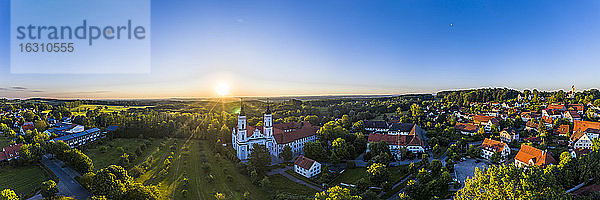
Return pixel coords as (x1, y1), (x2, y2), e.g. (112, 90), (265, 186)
(40, 155), (90, 200)
(267, 166), (321, 191)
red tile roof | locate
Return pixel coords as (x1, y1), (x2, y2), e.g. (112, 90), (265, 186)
(473, 115), (494, 124)
(542, 116), (554, 124)
(554, 124), (569, 135)
(367, 133), (424, 147)
(564, 110), (581, 119)
(547, 104), (565, 110)
(573, 121), (600, 134)
(273, 122), (319, 144)
(455, 123), (477, 132)
(481, 138), (506, 153)
(514, 144), (556, 168)
(294, 155), (316, 170)
(525, 120), (538, 128)
(0, 143), (23, 161)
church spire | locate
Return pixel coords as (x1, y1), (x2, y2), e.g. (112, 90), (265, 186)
(239, 98), (245, 116)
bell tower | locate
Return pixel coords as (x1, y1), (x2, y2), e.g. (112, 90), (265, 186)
(264, 102), (273, 137)
(238, 99), (247, 141)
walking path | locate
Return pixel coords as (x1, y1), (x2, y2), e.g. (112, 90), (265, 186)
(33, 155), (90, 200)
(267, 166), (321, 191)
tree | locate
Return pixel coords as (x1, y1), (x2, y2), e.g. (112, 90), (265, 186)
(317, 121), (347, 143)
(593, 138), (600, 151)
(467, 145), (482, 159)
(0, 189), (19, 200)
(410, 104), (424, 118)
(490, 152), (502, 164)
(91, 165), (130, 199)
(280, 145), (293, 162)
(314, 186), (362, 200)
(41, 180), (58, 198)
(304, 141), (327, 163)
(366, 163), (389, 185)
(341, 115), (352, 129)
(352, 121), (365, 132)
(331, 138), (351, 162)
(248, 144), (271, 175)
(122, 183), (159, 200)
(304, 115), (320, 126)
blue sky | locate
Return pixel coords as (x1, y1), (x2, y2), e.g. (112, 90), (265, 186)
(1, 0), (600, 99)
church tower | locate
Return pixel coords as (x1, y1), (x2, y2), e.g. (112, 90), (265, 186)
(238, 100), (247, 141)
(264, 103), (273, 137)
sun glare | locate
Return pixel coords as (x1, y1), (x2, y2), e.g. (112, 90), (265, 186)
(215, 83), (230, 96)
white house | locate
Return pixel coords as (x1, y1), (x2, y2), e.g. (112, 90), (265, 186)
(232, 106), (319, 160)
(500, 128), (519, 143)
(454, 123), (478, 136)
(570, 132), (594, 150)
(480, 138), (510, 161)
(367, 123), (426, 160)
(294, 155), (321, 178)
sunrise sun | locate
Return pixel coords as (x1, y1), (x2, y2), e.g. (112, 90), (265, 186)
(215, 83), (230, 96)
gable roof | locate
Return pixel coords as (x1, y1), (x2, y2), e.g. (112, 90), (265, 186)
(388, 123), (415, 132)
(564, 110), (581, 119)
(473, 115), (494, 123)
(367, 133), (424, 147)
(294, 155), (317, 170)
(364, 120), (388, 129)
(542, 116), (554, 124)
(547, 104), (565, 110)
(454, 123), (478, 132)
(481, 138), (506, 153)
(554, 124), (569, 135)
(273, 122), (319, 144)
(526, 120), (538, 128)
(570, 131), (588, 142)
(573, 121), (600, 134)
(514, 144), (556, 168)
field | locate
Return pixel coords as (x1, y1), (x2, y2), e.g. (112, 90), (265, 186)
(131, 139), (270, 199)
(268, 174), (317, 197)
(82, 138), (162, 170)
(330, 165), (410, 186)
(70, 104), (153, 116)
(0, 135), (13, 147)
(0, 165), (53, 198)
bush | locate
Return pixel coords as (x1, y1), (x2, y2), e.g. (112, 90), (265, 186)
(346, 160), (356, 169)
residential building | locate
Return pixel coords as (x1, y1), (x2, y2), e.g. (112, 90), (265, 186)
(294, 155), (321, 178)
(570, 132), (594, 150)
(564, 111), (582, 123)
(0, 144), (23, 162)
(44, 123), (84, 136)
(232, 106), (320, 160)
(500, 128), (519, 143)
(514, 144), (556, 169)
(49, 128), (102, 148)
(542, 109), (562, 120)
(554, 124), (570, 137)
(570, 148), (591, 158)
(473, 115), (499, 132)
(454, 123), (478, 136)
(520, 112), (540, 122)
(364, 120), (389, 133)
(20, 122), (34, 135)
(480, 138), (510, 161)
(367, 128), (426, 160)
(525, 121), (538, 132)
(541, 116), (554, 128)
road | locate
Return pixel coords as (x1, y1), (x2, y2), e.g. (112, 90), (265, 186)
(267, 166), (321, 191)
(39, 155), (90, 200)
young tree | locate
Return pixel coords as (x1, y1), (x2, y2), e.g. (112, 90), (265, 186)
(280, 145), (293, 162)
(40, 180), (58, 198)
(248, 144), (271, 175)
(315, 186), (362, 200)
(0, 189), (19, 200)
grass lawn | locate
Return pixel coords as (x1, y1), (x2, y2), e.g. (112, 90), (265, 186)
(329, 168), (366, 186)
(269, 174), (317, 197)
(0, 136), (14, 147)
(134, 139), (270, 200)
(0, 165), (53, 198)
(82, 138), (161, 170)
(284, 169), (320, 187)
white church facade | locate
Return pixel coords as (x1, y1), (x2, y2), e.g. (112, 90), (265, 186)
(232, 106), (319, 160)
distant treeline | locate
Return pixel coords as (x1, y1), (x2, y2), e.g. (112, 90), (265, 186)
(437, 88), (521, 104)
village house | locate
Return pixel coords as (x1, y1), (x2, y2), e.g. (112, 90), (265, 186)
(514, 144), (556, 169)
(563, 111), (582, 123)
(19, 122), (34, 135)
(473, 115), (499, 132)
(454, 123), (478, 136)
(294, 155), (321, 178)
(520, 111), (540, 122)
(367, 124), (426, 160)
(525, 120), (538, 132)
(0, 143), (23, 162)
(541, 116), (554, 128)
(554, 124), (570, 137)
(500, 128), (519, 143)
(364, 120), (389, 133)
(570, 132), (594, 150)
(542, 109), (562, 120)
(480, 138), (510, 161)
(570, 148), (591, 158)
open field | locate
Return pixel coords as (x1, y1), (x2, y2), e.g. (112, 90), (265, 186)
(132, 139), (269, 199)
(0, 165), (53, 198)
(269, 174), (317, 197)
(82, 138), (162, 170)
(0, 136), (13, 147)
(70, 104), (153, 116)
(330, 165), (410, 187)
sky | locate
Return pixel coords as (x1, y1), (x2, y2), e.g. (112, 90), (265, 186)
(1, 0), (600, 99)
